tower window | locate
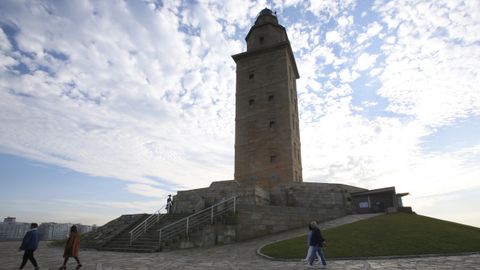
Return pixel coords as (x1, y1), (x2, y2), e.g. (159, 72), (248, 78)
(249, 98), (255, 107)
(268, 95), (274, 102)
(269, 120), (275, 128)
(259, 36), (264, 44)
(249, 73), (254, 79)
(270, 155), (277, 163)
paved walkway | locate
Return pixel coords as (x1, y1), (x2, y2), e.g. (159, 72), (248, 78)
(2, 214), (479, 269)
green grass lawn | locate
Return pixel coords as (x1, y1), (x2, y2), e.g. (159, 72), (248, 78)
(260, 213), (480, 259)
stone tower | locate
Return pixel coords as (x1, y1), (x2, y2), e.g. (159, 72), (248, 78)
(232, 8), (302, 189)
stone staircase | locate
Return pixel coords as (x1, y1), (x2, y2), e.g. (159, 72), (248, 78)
(81, 214), (149, 249)
(98, 197), (237, 252)
(99, 213), (187, 252)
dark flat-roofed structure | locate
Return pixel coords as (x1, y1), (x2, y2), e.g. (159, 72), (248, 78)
(351, 187), (410, 214)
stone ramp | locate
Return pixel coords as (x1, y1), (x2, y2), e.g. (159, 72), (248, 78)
(253, 213), (383, 251)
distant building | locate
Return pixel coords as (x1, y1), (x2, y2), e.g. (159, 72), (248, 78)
(0, 220), (30, 241)
(3, 217), (16, 224)
(38, 222), (93, 240)
(0, 216), (94, 241)
(38, 223), (72, 240)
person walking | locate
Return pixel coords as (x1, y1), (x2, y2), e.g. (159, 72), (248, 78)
(18, 223), (40, 270)
(308, 221), (327, 268)
(58, 225), (82, 269)
(303, 223), (321, 262)
(166, 195), (173, 214)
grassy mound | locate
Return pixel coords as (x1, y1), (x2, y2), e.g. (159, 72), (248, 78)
(261, 213), (480, 259)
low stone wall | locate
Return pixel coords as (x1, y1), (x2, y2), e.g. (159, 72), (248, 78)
(176, 224), (237, 249)
(270, 182), (366, 213)
(234, 204), (346, 241)
(173, 180), (270, 214)
(173, 187), (210, 214)
(172, 202), (348, 248)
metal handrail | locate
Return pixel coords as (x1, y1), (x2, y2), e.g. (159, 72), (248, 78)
(129, 204), (167, 245)
(157, 197), (236, 246)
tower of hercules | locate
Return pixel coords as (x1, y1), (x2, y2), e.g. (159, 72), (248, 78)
(232, 8), (302, 189)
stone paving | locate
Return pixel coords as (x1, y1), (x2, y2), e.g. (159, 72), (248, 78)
(2, 214), (479, 270)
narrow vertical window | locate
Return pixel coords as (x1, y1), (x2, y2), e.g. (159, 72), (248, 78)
(259, 36), (264, 44)
(270, 155), (277, 163)
(268, 95), (274, 102)
(269, 120), (275, 128)
(249, 73), (254, 79)
(249, 98), (255, 107)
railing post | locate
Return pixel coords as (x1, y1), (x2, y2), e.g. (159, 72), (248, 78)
(233, 197), (236, 213)
(158, 229), (162, 246)
(129, 232), (132, 246)
(186, 217), (189, 238)
(211, 206), (214, 224)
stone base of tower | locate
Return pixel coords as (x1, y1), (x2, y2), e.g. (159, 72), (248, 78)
(172, 180), (394, 246)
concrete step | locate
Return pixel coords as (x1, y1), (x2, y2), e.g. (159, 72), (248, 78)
(98, 246), (158, 253)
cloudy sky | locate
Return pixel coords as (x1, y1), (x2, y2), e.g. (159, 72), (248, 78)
(0, 0), (479, 227)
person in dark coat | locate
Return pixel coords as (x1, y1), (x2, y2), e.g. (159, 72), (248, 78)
(166, 195), (173, 214)
(304, 223), (319, 261)
(58, 225), (81, 269)
(18, 223), (40, 270)
(308, 221), (327, 268)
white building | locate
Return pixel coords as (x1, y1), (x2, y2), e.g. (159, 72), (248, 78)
(38, 223), (93, 240)
(0, 221), (30, 241)
(38, 223), (72, 240)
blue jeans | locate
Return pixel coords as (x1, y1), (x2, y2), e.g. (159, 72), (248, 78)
(309, 245), (326, 266)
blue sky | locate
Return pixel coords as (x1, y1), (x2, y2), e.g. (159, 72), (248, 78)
(0, 0), (479, 227)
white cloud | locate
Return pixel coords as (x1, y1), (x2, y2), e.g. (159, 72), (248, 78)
(366, 21), (383, 37)
(375, 0), (480, 128)
(336, 16), (352, 29)
(288, 22), (313, 52)
(182, 70), (203, 91)
(356, 33), (368, 45)
(338, 68), (359, 82)
(355, 21), (384, 45)
(307, 0), (355, 18)
(354, 52), (378, 71)
(0, 28), (12, 51)
(325, 30), (342, 43)
(0, 1), (236, 192)
(126, 184), (171, 198)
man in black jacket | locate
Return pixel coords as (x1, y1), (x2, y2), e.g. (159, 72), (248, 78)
(18, 223), (40, 270)
(308, 221), (327, 268)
